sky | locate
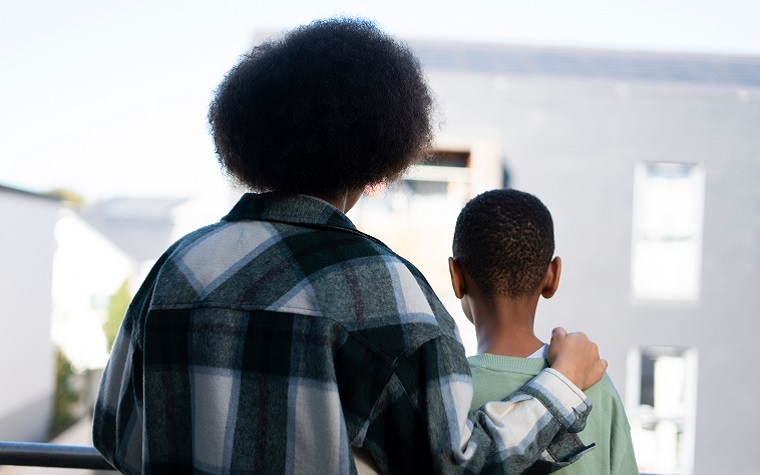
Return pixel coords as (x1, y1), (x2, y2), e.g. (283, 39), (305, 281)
(2, 0), (760, 201)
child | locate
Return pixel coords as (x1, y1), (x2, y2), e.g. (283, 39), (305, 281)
(449, 188), (639, 474)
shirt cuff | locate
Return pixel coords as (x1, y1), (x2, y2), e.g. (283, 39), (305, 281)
(518, 368), (592, 433)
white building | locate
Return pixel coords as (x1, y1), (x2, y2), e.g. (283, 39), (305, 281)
(0, 185), (235, 445)
(0, 185), (59, 442)
(51, 208), (137, 372)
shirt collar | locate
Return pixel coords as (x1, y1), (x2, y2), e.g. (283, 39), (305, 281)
(222, 192), (359, 232)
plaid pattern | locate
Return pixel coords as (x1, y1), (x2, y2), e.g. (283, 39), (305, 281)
(93, 192), (593, 474)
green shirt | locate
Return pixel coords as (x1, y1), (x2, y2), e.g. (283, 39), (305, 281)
(469, 353), (639, 475)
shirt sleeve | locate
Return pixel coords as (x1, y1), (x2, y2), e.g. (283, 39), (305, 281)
(91, 299), (146, 475)
(92, 251), (168, 475)
(360, 334), (594, 474)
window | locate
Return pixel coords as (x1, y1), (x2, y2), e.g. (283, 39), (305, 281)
(630, 162), (705, 302)
(348, 150), (474, 351)
(350, 150), (472, 294)
(626, 346), (698, 474)
(349, 142), (503, 356)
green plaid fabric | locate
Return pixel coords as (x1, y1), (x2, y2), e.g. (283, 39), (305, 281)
(93, 192), (593, 474)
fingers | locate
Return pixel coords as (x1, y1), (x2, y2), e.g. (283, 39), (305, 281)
(547, 328), (607, 389)
(551, 328), (590, 342)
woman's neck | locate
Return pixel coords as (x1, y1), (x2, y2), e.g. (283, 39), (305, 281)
(307, 189), (364, 214)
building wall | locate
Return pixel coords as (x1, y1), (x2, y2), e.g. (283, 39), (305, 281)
(0, 188), (60, 442)
(424, 67), (760, 474)
(52, 209), (137, 372)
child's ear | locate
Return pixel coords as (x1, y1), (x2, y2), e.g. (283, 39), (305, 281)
(541, 256), (562, 299)
(448, 257), (467, 299)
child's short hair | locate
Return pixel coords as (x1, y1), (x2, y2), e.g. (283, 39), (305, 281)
(208, 17), (434, 197)
(452, 189), (555, 299)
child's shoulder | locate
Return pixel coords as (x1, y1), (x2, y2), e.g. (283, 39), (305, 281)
(585, 372), (626, 405)
(596, 372), (618, 391)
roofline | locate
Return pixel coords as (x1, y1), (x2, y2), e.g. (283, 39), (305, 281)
(0, 184), (61, 202)
(406, 36), (760, 62)
(407, 37), (760, 88)
(253, 27), (760, 61)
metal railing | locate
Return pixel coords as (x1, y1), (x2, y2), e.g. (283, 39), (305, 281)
(0, 442), (115, 470)
(0, 442), (670, 474)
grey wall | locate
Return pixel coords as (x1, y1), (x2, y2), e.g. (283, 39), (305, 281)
(425, 67), (760, 474)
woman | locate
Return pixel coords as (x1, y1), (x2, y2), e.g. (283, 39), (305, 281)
(93, 17), (605, 474)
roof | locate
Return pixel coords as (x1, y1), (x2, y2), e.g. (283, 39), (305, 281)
(0, 184), (61, 202)
(78, 197), (189, 263)
(410, 40), (760, 88)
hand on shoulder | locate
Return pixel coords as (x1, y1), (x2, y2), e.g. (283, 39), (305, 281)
(546, 327), (608, 390)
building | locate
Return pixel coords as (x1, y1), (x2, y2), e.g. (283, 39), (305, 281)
(0, 186), (235, 447)
(0, 186), (60, 442)
(78, 193), (235, 279)
(356, 39), (759, 474)
(52, 208), (137, 372)
(4, 34), (759, 473)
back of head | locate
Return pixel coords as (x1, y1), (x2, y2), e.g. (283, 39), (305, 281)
(208, 17), (434, 197)
(452, 189), (555, 299)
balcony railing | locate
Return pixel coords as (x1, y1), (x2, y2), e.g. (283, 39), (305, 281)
(0, 442), (115, 471)
(0, 441), (671, 474)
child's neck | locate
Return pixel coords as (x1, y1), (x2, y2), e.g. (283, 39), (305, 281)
(472, 295), (544, 358)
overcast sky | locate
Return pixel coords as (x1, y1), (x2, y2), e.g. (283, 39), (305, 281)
(3, 0), (760, 200)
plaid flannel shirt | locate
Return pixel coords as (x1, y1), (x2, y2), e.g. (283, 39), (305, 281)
(93, 192), (593, 474)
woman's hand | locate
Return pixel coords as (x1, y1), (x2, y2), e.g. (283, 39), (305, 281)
(546, 327), (608, 390)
